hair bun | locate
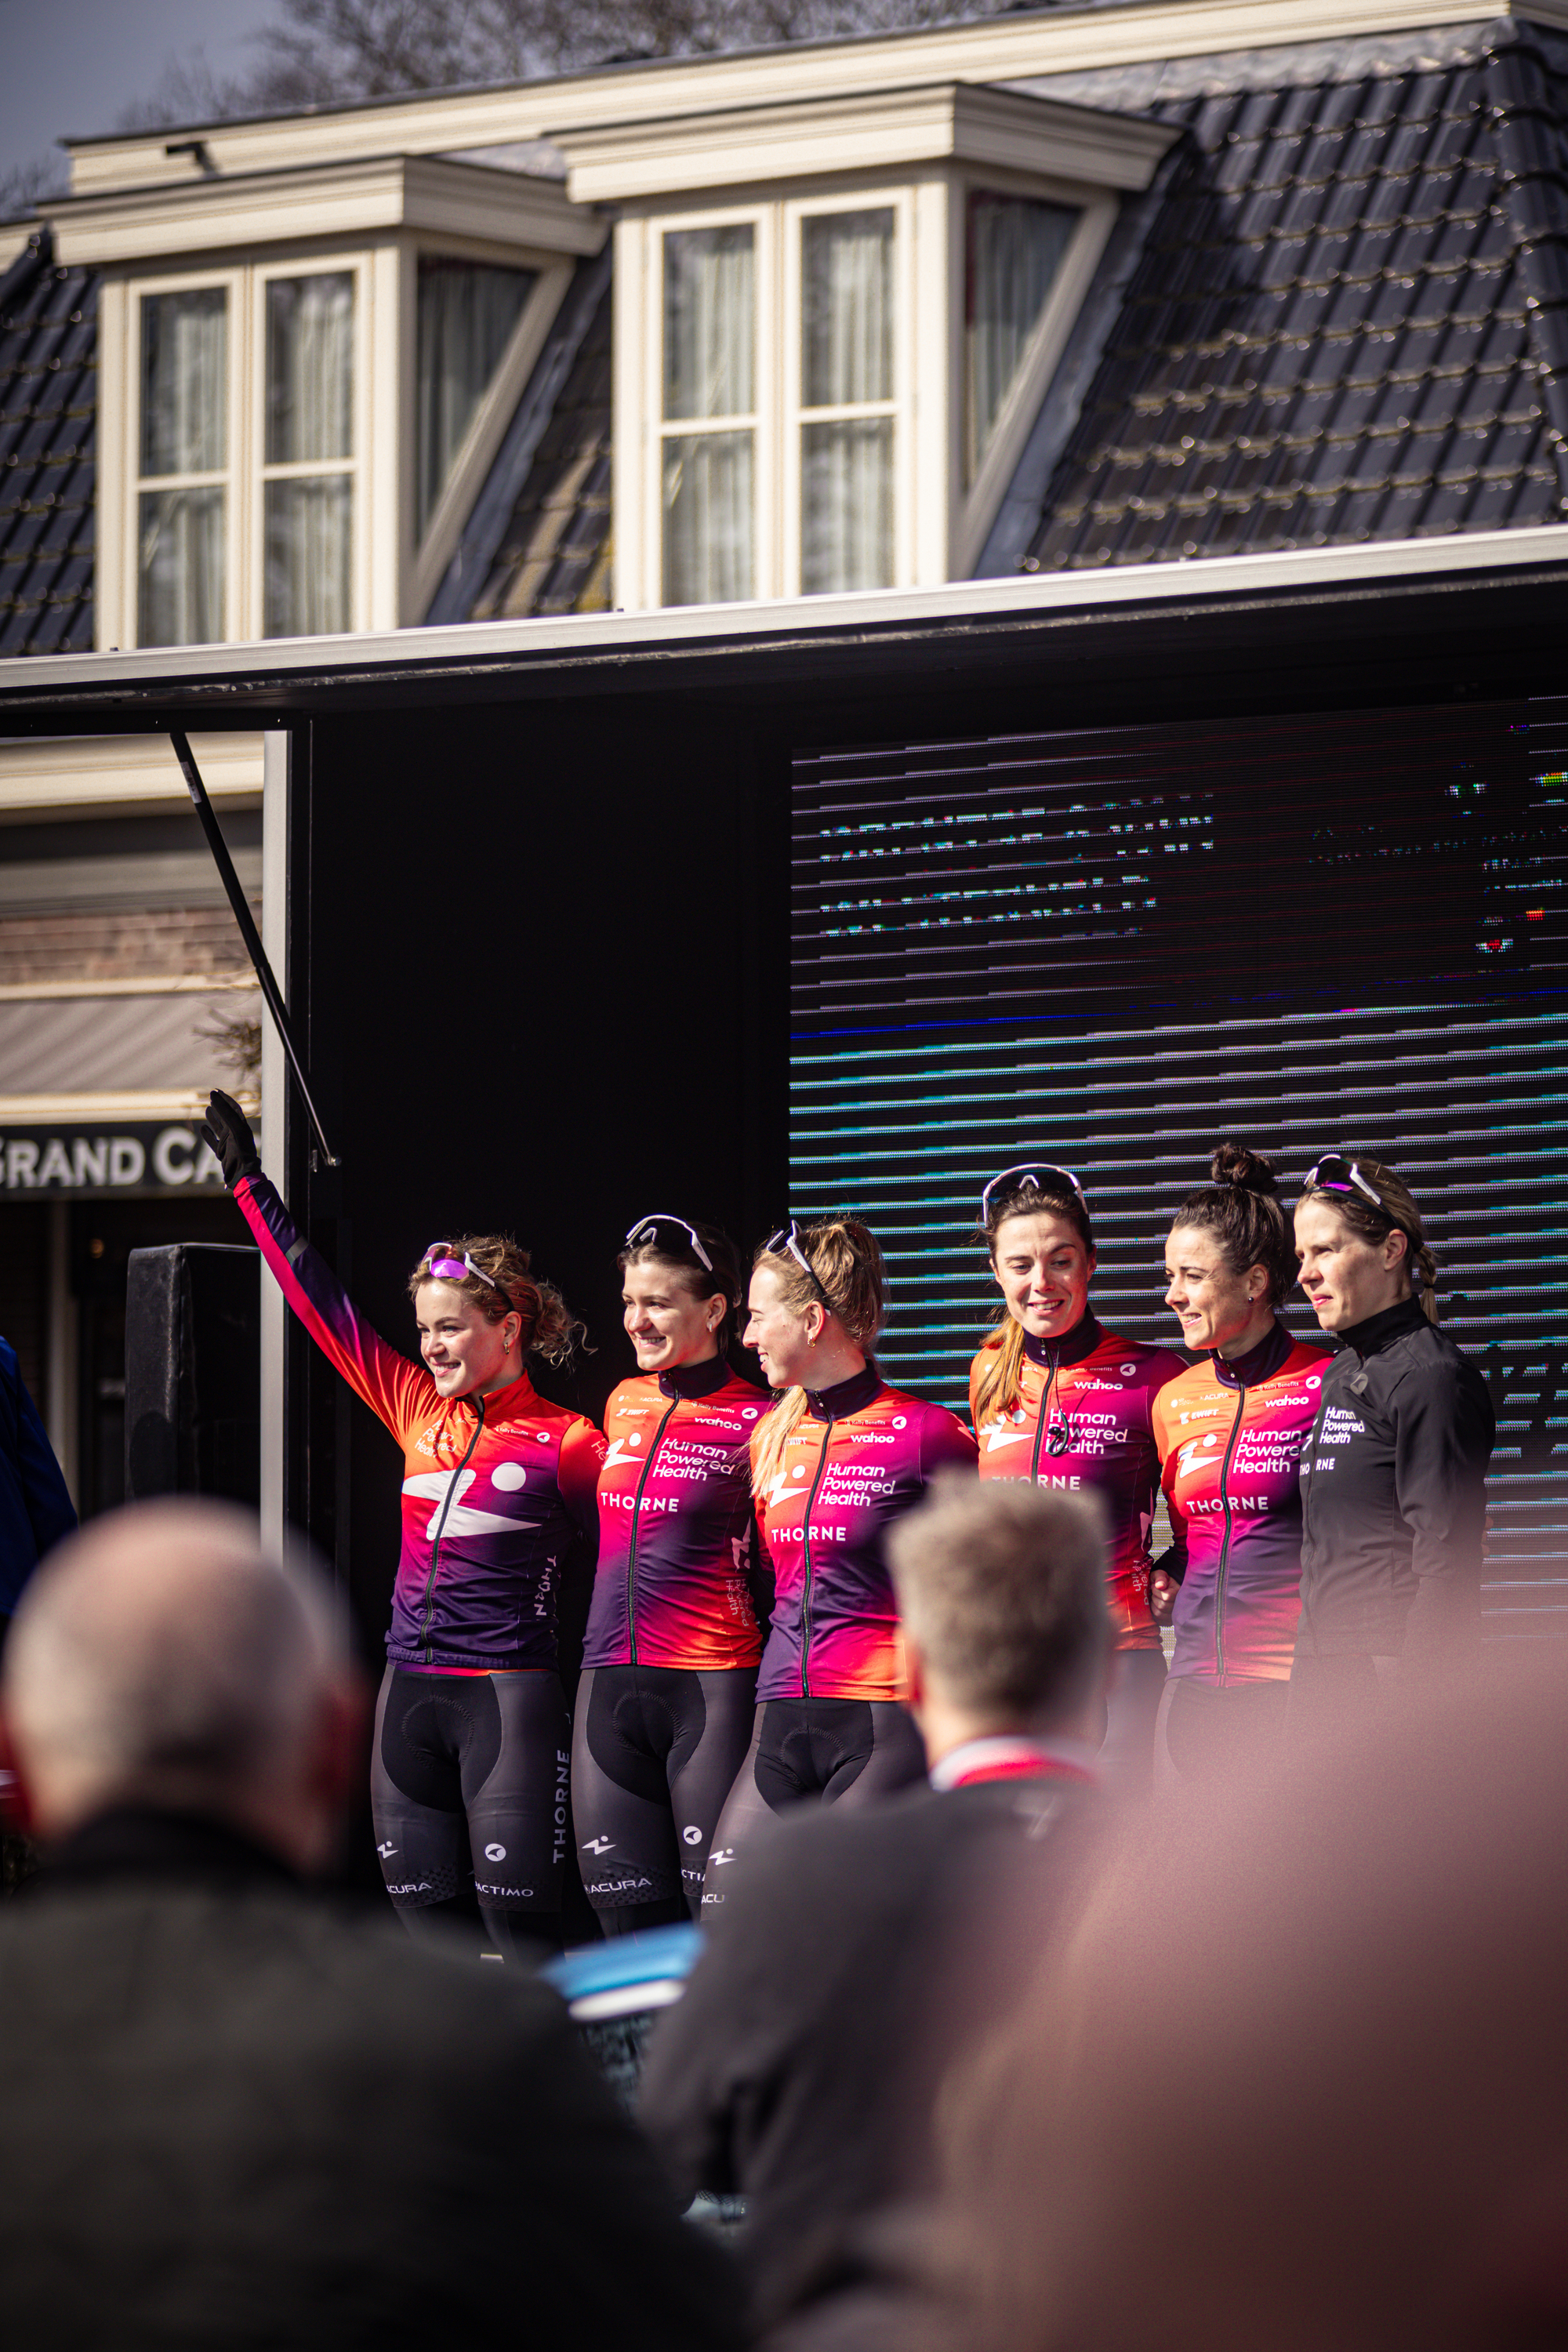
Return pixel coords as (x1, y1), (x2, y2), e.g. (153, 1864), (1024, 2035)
(1210, 1142), (1278, 1196)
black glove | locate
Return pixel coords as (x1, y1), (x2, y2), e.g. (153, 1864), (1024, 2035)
(202, 1089), (261, 1190)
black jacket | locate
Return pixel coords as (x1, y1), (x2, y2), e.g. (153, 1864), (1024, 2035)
(0, 1809), (742, 2351)
(1297, 1298), (1494, 1662)
(638, 1772), (1096, 2333)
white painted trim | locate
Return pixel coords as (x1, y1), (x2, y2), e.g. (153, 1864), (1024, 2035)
(0, 975), (260, 1001)
(45, 1199), (77, 1508)
(48, 155), (603, 270)
(0, 731), (263, 815)
(953, 190), (1116, 579)
(558, 82), (1174, 205)
(94, 277), (130, 653)
(61, 3), (1568, 196)
(0, 1091), (258, 1119)
(260, 727), (287, 1556)
(408, 258), (574, 620)
(5, 522), (1568, 699)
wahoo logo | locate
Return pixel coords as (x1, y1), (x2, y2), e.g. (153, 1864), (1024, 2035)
(582, 1835), (615, 1856)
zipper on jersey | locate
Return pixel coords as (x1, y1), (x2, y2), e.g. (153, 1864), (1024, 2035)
(799, 1417), (833, 1698)
(1029, 1350), (1062, 1483)
(419, 1396), (486, 1664)
(626, 1394), (680, 1666)
(1213, 1384), (1247, 1682)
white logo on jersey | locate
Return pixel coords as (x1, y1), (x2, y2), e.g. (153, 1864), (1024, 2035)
(1175, 1434), (1222, 1480)
(401, 1466), (526, 1538)
(984, 1424), (1032, 1452)
(601, 1437), (644, 1472)
(582, 1836), (615, 1856)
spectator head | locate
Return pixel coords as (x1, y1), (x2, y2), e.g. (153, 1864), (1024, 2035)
(887, 1475), (1109, 1744)
(1, 1500), (361, 1874)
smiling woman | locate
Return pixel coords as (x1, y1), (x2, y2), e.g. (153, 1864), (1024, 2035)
(970, 1163), (1184, 1792)
(571, 1214), (768, 1937)
(200, 1088), (605, 1958)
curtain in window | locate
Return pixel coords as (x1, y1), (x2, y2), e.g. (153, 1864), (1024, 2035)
(141, 288), (227, 476)
(267, 274), (354, 464)
(801, 418), (892, 595)
(800, 209), (895, 595)
(662, 226), (756, 604)
(662, 432), (754, 605)
(416, 260), (535, 539)
(664, 225), (754, 422)
(264, 477), (353, 638)
(802, 209), (893, 408)
(138, 488), (224, 646)
(965, 193), (1079, 481)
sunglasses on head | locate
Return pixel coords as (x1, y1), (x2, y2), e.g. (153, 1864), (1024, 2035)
(624, 1212), (714, 1275)
(764, 1218), (833, 1309)
(980, 1161), (1084, 1220)
(423, 1243), (512, 1302)
(1305, 1154), (1388, 1213)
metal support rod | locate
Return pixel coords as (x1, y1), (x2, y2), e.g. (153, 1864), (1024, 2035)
(171, 729), (340, 1168)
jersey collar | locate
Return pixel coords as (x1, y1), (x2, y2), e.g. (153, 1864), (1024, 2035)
(656, 1355), (731, 1401)
(452, 1367), (538, 1421)
(1212, 1319), (1293, 1388)
(1023, 1310), (1102, 1371)
(1338, 1295), (1427, 1357)
(804, 1362), (884, 1421)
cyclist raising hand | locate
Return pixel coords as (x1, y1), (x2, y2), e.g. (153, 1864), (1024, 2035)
(202, 1089), (603, 1957)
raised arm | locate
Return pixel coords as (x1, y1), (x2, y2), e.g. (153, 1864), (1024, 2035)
(204, 1091), (434, 1448)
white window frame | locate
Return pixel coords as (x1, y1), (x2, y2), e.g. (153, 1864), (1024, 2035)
(250, 253), (372, 643)
(614, 165), (1115, 612)
(119, 262), (246, 649)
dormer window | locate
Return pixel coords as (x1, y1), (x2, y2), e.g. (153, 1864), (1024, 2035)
(415, 258), (536, 543)
(137, 286), (228, 645)
(263, 270), (356, 637)
(565, 82), (1173, 610)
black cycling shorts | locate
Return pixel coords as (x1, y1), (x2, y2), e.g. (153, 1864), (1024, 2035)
(370, 1664), (570, 1930)
(1156, 1671), (1290, 1786)
(572, 1664), (755, 1922)
(702, 1694), (925, 1913)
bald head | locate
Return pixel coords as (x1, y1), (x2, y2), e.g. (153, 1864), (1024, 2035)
(2, 1501), (356, 1867)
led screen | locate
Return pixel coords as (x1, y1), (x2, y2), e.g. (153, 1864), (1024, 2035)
(790, 697), (1568, 1637)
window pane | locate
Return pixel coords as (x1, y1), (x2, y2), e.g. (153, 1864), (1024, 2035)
(801, 416), (893, 595)
(662, 430), (754, 605)
(267, 274), (355, 466)
(138, 487), (225, 645)
(140, 289), (227, 477)
(663, 226), (754, 423)
(802, 209), (894, 409)
(264, 476), (354, 637)
(416, 259), (535, 539)
(965, 192), (1079, 477)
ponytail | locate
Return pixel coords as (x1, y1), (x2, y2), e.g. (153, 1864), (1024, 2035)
(1168, 1144), (1294, 1308)
(750, 1214), (886, 1494)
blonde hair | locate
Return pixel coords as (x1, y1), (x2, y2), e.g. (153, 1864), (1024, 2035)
(973, 1176), (1096, 1428)
(409, 1235), (585, 1365)
(1295, 1158), (1439, 1324)
(750, 1214), (886, 1493)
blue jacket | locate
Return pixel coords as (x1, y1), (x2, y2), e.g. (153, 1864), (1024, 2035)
(0, 1334), (76, 1618)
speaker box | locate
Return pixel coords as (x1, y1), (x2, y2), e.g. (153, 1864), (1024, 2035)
(125, 1244), (261, 1504)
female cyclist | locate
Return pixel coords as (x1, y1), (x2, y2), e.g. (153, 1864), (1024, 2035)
(970, 1163), (1184, 1788)
(573, 1213), (769, 1935)
(201, 1088), (604, 1957)
(1291, 1152), (1494, 1725)
(702, 1215), (976, 1908)
(1151, 1146), (1330, 1781)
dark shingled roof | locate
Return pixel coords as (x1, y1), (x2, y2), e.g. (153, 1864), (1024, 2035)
(1017, 16), (1568, 571)
(0, 229), (97, 655)
(459, 255), (613, 622)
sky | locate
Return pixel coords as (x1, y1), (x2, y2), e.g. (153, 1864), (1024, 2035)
(0, 0), (281, 187)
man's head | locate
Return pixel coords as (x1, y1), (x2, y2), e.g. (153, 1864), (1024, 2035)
(1, 1500), (361, 1873)
(887, 1476), (1109, 1755)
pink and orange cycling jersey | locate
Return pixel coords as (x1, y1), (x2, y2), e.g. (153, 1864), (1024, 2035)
(753, 1366), (978, 1703)
(235, 1174), (604, 1671)
(584, 1356), (769, 1671)
(970, 1316), (1185, 1652)
(1152, 1327), (1330, 1683)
